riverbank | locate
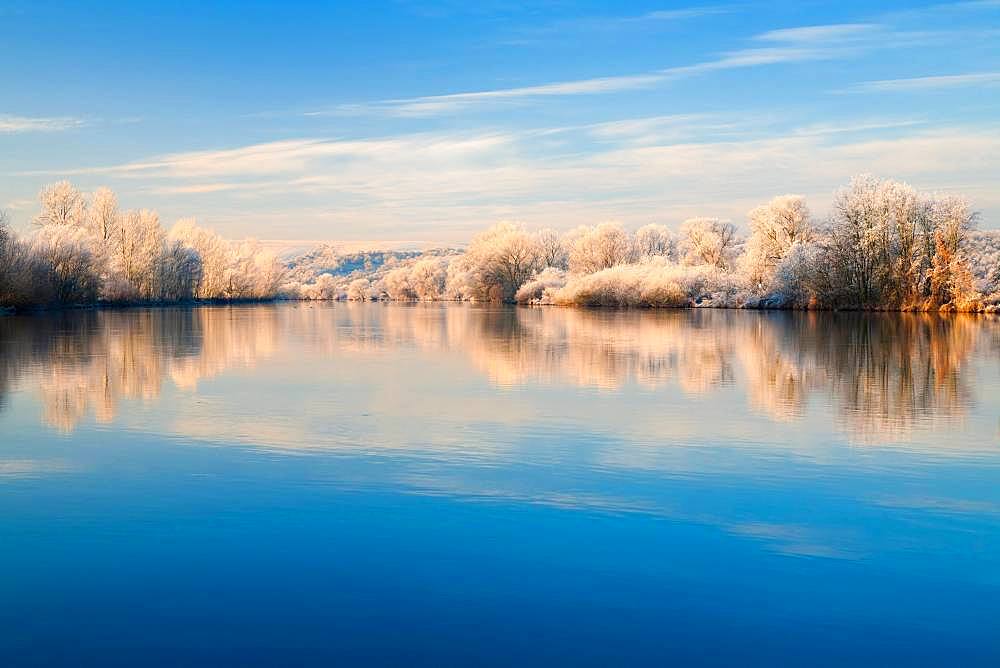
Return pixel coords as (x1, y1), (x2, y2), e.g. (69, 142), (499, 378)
(0, 297), (279, 315)
(293, 296), (1000, 314)
(5, 295), (998, 316)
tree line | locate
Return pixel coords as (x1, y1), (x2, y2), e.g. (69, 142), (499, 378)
(292, 174), (988, 312)
(0, 181), (283, 309)
(1, 175), (991, 312)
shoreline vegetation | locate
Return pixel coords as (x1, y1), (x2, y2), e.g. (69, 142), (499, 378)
(3, 175), (1000, 314)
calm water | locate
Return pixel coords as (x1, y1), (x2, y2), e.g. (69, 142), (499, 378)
(2, 303), (999, 666)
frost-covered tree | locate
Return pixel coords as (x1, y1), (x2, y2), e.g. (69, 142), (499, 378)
(169, 219), (232, 299)
(928, 195), (978, 308)
(769, 241), (823, 307)
(0, 211), (19, 304)
(168, 221), (283, 301)
(158, 241), (202, 301)
(31, 225), (101, 303)
(34, 181), (87, 228)
(744, 195), (813, 288)
(0, 210), (56, 307)
(382, 266), (416, 300)
(112, 209), (166, 299)
(822, 176), (927, 307)
(227, 240), (283, 299)
(347, 278), (372, 301)
(680, 218), (737, 268)
(632, 223), (675, 261)
(535, 228), (569, 269)
(408, 256), (449, 300)
(86, 187), (119, 243)
(567, 223), (632, 274)
(450, 222), (544, 302)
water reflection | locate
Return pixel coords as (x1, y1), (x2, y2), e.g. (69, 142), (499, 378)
(0, 307), (279, 431)
(0, 304), (997, 445)
(3, 304), (1000, 664)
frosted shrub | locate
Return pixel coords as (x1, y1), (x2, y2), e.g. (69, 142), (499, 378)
(547, 259), (748, 308)
(515, 267), (567, 304)
(299, 274), (340, 300)
(767, 241), (823, 308)
(347, 278), (372, 301)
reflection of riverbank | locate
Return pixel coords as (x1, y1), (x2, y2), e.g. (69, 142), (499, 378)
(292, 305), (996, 446)
(0, 307), (280, 431)
(1, 304), (996, 445)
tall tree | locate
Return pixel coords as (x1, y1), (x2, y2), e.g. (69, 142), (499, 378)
(34, 181), (86, 228)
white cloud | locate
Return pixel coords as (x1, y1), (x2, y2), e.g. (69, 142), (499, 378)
(59, 120), (1000, 240)
(0, 114), (84, 133)
(19, 109), (1000, 241)
(308, 23), (884, 118)
(34, 133), (517, 179)
(845, 71), (1000, 92)
(790, 118), (927, 135)
(754, 23), (880, 43)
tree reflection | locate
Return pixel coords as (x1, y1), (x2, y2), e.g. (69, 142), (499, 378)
(0, 304), (994, 441)
(0, 306), (279, 431)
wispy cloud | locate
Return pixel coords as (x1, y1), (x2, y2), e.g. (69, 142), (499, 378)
(28, 116), (1000, 242)
(754, 23), (880, 43)
(23, 132), (519, 180)
(790, 118), (927, 135)
(844, 71), (1000, 92)
(0, 114), (85, 133)
(311, 23), (881, 118)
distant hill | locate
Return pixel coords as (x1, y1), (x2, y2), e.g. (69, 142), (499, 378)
(283, 244), (464, 294)
(284, 245), (426, 285)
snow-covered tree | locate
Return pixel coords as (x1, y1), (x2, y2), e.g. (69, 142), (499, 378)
(112, 209), (166, 299)
(381, 266), (416, 300)
(823, 176), (930, 307)
(347, 278), (372, 301)
(450, 222), (544, 302)
(928, 195), (978, 308)
(632, 223), (675, 261)
(744, 195), (813, 289)
(408, 256), (449, 300)
(158, 241), (202, 301)
(87, 187), (119, 242)
(34, 181), (87, 228)
(680, 218), (738, 268)
(567, 223), (632, 274)
(30, 225), (101, 303)
(169, 219), (232, 299)
(535, 228), (569, 269)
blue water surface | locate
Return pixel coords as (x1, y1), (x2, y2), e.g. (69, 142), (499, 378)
(1, 304), (998, 666)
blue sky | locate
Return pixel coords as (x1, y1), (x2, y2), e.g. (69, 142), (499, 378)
(2, 1), (999, 245)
